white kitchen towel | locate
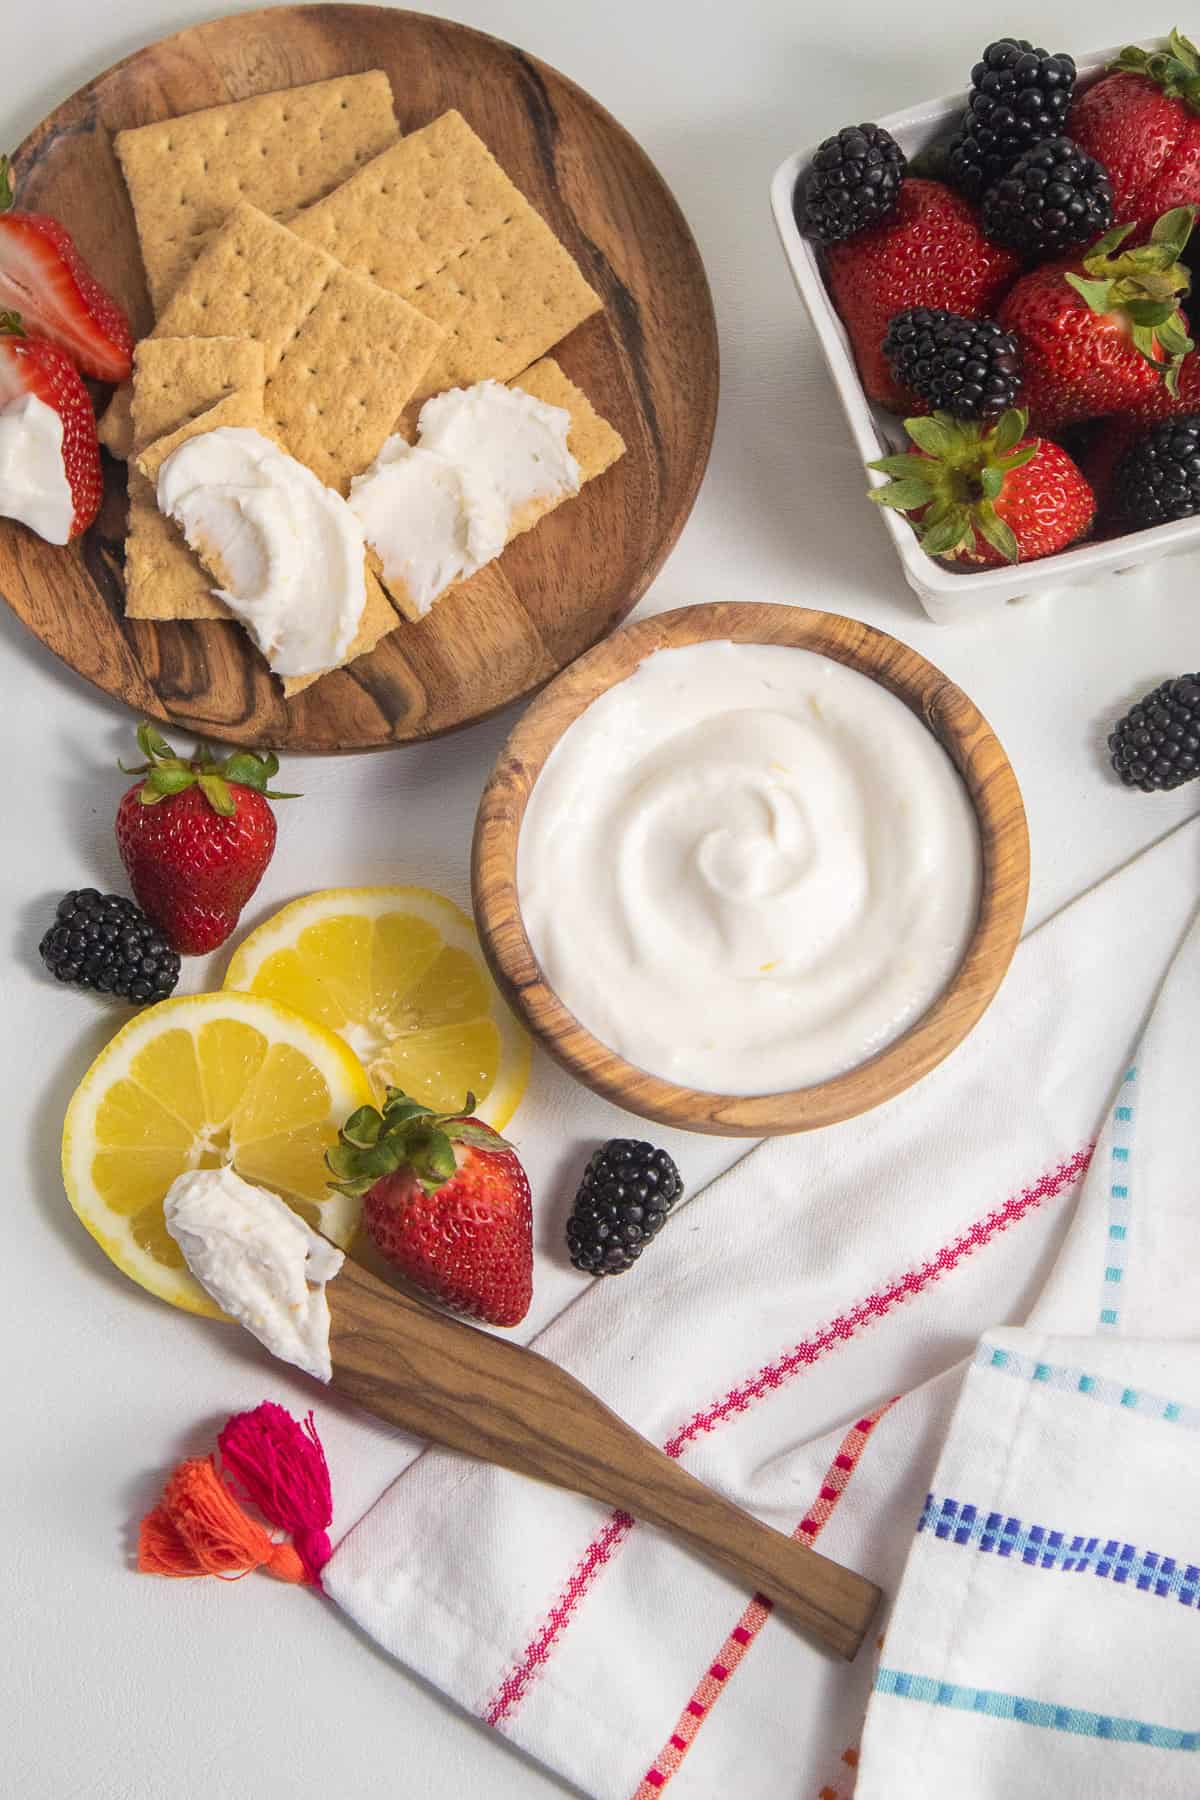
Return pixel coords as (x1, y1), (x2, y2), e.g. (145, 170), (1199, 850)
(324, 817), (1199, 1800)
(856, 902), (1200, 1798)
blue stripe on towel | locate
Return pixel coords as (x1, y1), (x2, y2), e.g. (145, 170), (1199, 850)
(1099, 1064), (1138, 1332)
(976, 1343), (1200, 1431)
(916, 1494), (1200, 1609)
(874, 1669), (1199, 1750)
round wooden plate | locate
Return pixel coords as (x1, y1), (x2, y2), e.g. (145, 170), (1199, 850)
(474, 602), (1030, 1136)
(1, 5), (718, 751)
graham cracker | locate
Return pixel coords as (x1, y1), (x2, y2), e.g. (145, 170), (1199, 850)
(114, 72), (399, 312)
(291, 110), (603, 401)
(378, 358), (625, 622)
(97, 387), (134, 460)
(135, 402), (399, 692)
(131, 337), (266, 451)
(125, 387), (267, 622)
(508, 358), (626, 534)
(151, 202), (444, 490)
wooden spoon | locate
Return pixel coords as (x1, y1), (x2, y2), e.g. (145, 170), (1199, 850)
(327, 1258), (881, 1660)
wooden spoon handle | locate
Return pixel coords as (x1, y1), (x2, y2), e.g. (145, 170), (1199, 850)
(327, 1259), (881, 1659)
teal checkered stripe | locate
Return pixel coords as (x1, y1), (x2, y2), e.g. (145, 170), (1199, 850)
(1100, 1064), (1138, 1331)
(874, 1669), (1198, 1751)
(918, 1492), (1200, 1607)
(975, 1342), (1200, 1431)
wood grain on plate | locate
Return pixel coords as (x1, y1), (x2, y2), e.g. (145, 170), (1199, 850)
(328, 1255), (882, 1659)
(473, 602), (1031, 1137)
(2, 5), (718, 750)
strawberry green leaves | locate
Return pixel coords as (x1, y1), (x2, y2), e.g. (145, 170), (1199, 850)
(0, 156), (13, 216)
(1065, 206), (1197, 392)
(1112, 29), (1200, 114)
(120, 721), (298, 813)
(327, 1087), (513, 1200)
(867, 407), (1039, 564)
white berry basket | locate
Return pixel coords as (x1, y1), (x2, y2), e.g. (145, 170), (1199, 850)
(770, 38), (1200, 622)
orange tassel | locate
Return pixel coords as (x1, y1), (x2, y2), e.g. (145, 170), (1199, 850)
(137, 1456), (305, 1583)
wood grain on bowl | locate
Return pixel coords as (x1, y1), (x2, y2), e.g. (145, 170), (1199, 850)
(0, 4), (718, 750)
(473, 602), (1030, 1137)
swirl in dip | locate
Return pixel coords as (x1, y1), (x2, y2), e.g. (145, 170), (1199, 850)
(516, 641), (982, 1096)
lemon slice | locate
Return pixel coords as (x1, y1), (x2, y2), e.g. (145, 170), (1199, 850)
(222, 886), (529, 1128)
(62, 992), (374, 1316)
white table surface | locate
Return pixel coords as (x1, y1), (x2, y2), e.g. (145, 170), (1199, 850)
(4, 3), (1198, 1794)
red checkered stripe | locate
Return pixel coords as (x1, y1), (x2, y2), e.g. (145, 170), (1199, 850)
(482, 1145), (1093, 1731)
(629, 1404), (893, 1796)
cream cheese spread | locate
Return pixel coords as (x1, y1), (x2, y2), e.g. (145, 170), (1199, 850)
(0, 393), (74, 545)
(349, 379), (579, 617)
(156, 427), (367, 676)
(517, 640), (982, 1095)
(163, 1166), (344, 1382)
(347, 439), (506, 614)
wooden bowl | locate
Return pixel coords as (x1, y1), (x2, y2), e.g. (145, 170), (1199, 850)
(472, 602), (1029, 1137)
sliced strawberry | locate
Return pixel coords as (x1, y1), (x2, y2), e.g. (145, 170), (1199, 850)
(0, 312), (102, 538)
(0, 155), (132, 383)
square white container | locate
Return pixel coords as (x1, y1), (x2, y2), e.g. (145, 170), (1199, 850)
(770, 39), (1200, 622)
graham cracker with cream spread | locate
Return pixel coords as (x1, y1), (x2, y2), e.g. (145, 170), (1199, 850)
(291, 110), (603, 402)
(125, 375), (267, 623)
(150, 202), (444, 491)
(124, 337), (267, 622)
(378, 357), (625, 623)
(135, 402), (399, 695)
(114, 72), (399, 312)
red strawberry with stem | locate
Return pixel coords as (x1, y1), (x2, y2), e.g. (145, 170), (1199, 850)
(1070, 31), (1200, 224)
(0, 155), (132, 383)
(868, 407), (1095, 565)
(824, 179), (1022, 409)
(115, 722), (295, 955)
(327, 1088), (533, 1328)
(0, 311), (101, 541)
(998, 209), (1196, 434)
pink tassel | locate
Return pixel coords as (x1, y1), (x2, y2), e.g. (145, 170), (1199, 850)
(217, 1403), (333, 1588)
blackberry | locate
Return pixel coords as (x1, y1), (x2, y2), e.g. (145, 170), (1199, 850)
(946, 38), (1077, 201)
(982, 137), (1113, 257)
(1113, 414), (1200, 528)
(882, 308), (1021, 420)
(566, 1139), (683, 1276)
(1108, 675), (1200, 792)
(793, 123), (906, 245)
(39, 889), (181, 1003)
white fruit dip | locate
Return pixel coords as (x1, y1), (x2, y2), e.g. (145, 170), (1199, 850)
(164, 1166), (344, 1382)
(517, 641), (982, 1095)
(155, 426), (367, 676)
(349, 379), (579, 617)
(0, 393), (74, 544)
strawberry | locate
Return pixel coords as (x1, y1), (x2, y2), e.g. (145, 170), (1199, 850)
(115, 722), (294, 955)
(0, 154), (132, 383)
(997, 210), (1196, 433)
(1070, 32), (1200, 224)
(868, 407), (1095, 565)
(0, 311), (101, 539)
(1123, 339), (1200, 419)
(328, 1088), (533, 1328)
(824, 180), (1022, 409)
